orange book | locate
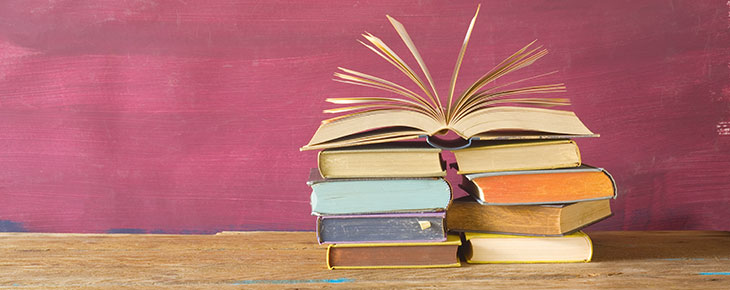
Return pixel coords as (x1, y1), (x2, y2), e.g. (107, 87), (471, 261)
(461, 166), (616, 205)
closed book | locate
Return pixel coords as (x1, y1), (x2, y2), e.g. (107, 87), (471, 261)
(464, 231), (593, 263)
(452, 140), (581, 174)
(446, 197), (612, 236)
(308, 169), (452, 215)
(317, 212), (446, 244)
(326, 235), (461, 269)
(318, 142), (446, 178)
(461, 165), (616, 205)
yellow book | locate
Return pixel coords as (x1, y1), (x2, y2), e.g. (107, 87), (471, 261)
(326, 235), (461, 269)
(318, 142), (446, 178)
(464, 231), (593, 263)
(452, 140), (581, 174)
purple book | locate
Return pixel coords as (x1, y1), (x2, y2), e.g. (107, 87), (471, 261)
(316, 212), (447, 244)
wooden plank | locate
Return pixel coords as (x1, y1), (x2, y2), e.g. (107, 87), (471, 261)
(0, 231), (728, 289)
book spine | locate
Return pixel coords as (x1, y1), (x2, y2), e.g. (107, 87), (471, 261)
(600, 167), (618, 199)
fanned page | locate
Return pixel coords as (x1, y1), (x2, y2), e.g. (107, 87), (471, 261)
(301, 6), (598, 151)
(303, 106), (596, 150)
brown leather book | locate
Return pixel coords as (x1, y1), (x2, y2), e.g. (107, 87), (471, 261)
(326, 235), (461, 269)
(446, 196), (612, 236)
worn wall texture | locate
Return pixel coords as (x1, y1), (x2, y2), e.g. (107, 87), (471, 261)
(0, 0), (728, 233)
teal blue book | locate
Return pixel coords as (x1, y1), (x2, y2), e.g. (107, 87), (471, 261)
(307, 169), (452, 215)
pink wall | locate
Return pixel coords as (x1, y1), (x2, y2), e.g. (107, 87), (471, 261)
(0, 1), (728, 233)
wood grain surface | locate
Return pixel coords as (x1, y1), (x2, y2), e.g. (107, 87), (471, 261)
(0, 231), (728, 289)
(0, 1), (729, 233)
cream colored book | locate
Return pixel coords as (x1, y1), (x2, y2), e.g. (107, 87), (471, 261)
(452, 140), (581, 174)
(301, 5), (596, 151)
(464, 231), (593, 263)
(318, 142), (445, 178)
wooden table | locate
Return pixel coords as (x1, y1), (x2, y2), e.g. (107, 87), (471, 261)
(1, 231), (728, 289)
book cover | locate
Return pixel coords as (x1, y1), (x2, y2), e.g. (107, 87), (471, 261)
(446, 196), (612, 236)
(308, 169), (452, 215)
(452, 139), (581, 174)
(326, 234), (461, 269)
(461, 165), (617, 205)
(318, 142), (446, 178)
(464, 231), (593, 263)
(317, 212), (446, 244)
(301, 5), (597, 151)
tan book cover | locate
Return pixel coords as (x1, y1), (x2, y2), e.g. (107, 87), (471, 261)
(318, 142), (445, 178)
(464, 231), (593, 263)
(452, 139), (581, 174)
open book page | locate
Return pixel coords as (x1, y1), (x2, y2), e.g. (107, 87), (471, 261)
(446, 5), (480, 119)
(302, 6), (598, 151)
(451, 106), (595, 138)
(302, 132), (424, 151)
(304, 109), (444, 149)
(301, 106), (596, 150)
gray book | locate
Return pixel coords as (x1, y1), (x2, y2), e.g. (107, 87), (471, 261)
(316, 212), (447, 244)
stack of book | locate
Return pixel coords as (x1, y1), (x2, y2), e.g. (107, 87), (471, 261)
(447, 139), (617, 263)
(306, 142), (461, 269)
(300, 6), (610, 268)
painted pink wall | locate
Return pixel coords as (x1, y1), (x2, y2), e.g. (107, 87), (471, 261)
(0, 1), (728, 233)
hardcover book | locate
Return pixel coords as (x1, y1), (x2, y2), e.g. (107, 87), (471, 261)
(301, 5), (596, 151)
(308, 169), (451, 215)
(446, 196), (612, 236)
(326, 234), (461, 269)
(464, 231), (593, 263)
(317, 212), (446, 244)
(318, 142), (445, 178)
(461, 165), (617, 205)
(452, 139), (581, 174)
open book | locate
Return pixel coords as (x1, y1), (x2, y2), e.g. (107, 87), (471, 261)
(301, 5), (597, 151)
